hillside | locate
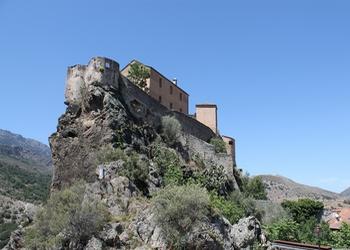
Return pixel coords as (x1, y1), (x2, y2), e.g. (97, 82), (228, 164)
(0, 129), (52, 202)
(340, 187), (350, 198)
(259, 174), (339, 203)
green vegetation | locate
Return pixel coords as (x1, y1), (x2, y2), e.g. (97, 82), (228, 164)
(241, 175), (267, 200)
(332, 223), (350, 248)
(0, 161), (51, 203)
(209, 193), (244, 224)
(153, 145), (183, 186)
(264, 199), (342, 247)
(153, 184), (210, 248)
(161, 116), (182, 146)
(281, 199), (324, 223)
(96, 145), (126, 165)
(127, 61), (150, 91)
(24, 182), (110, 249)
(209, 137), (227, 154)
(0, 222), (17, 248)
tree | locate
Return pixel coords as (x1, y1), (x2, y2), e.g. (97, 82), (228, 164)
(127, 61), (150, 91)
(242, 176), (267, 200)
(281, 199), (324, 223)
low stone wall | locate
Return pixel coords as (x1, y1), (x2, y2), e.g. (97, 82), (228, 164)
(120, 75), (215, 142)
(184, 134), (239, 190)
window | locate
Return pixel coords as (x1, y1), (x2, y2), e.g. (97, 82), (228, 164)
(159, 96), (162, 103)
(170, 86), (173, 95)
(105, 62), (110, 69)
(180, 108), (182, 113)
(179, 93), (182, 101)
(170, 103), (173, 109)
(159, 78), (162, 88)
(229, 141), (233, 145)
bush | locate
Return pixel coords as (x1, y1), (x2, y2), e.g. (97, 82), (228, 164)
(24, 182), (110, 249)
(210, 192), (244, 224)
(153, 184), (210, 248)
(161, 116), (182, 146)
(153, 146), (183, 186)
(121, 153), (149, 187)
(209, 138), (227, 154)
(332, 223), (350, 248)
(265, 218), (299, 242)
(96, 145), (126, 165)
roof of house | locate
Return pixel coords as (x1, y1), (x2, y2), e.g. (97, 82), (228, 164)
(327, 207), (350, 230)
(121, 59), (189, 96)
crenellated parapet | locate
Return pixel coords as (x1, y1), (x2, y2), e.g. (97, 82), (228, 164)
(65, 57), (119, 105)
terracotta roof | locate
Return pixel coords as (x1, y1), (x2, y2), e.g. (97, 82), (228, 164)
(328, 207), (350, 230)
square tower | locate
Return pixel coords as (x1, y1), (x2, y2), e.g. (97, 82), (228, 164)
(195, 104), (218, 134)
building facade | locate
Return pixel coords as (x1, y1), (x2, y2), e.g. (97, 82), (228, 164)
(121, 60), (189, 114)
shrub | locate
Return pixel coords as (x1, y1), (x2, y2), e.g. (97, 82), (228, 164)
(210, 193), (244, 224)
(209, 138), (227, 154)
(96, 145), (126, 164)
(332, 223), (350, 248)
(153, 184), (210, 248)
(265, 218), (299, 242)
(121, 153), (149, 186)
(200, 164), (228, 194)
(161, 116), (182, 146)
(24, 182), (110, 249)
(153, 146), (183, 186)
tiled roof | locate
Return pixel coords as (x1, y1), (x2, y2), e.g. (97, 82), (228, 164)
(327, 207), (350, 230)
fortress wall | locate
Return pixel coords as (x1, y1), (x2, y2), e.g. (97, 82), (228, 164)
(65, 57), (216, 143)
(120, 75), (215, 142)
(184, 134), (239, 190)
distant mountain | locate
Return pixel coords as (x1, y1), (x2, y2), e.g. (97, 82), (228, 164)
(0, 129), (52, 202)
(0, 129), (52, 171)
(259, 175), (339, 203)
(340, 187), (350, 198)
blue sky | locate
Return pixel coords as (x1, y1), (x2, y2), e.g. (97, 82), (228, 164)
(0, 0), (349, 192)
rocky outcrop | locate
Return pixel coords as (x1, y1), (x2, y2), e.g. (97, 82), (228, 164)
(80, 163), (260, 250)
(44, 57), (254, 249)
(50, 57), (233, 190)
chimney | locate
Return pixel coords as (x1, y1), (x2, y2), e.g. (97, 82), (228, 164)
(172, 78), (177, 85)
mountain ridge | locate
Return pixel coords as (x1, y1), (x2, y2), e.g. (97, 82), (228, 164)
(258, 174), (340, 203)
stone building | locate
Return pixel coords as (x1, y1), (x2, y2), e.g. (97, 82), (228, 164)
(121, 59), (236, 165)
(121, 60), (189, 114)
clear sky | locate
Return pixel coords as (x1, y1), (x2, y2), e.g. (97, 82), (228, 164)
(0, 0), (349, 192)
